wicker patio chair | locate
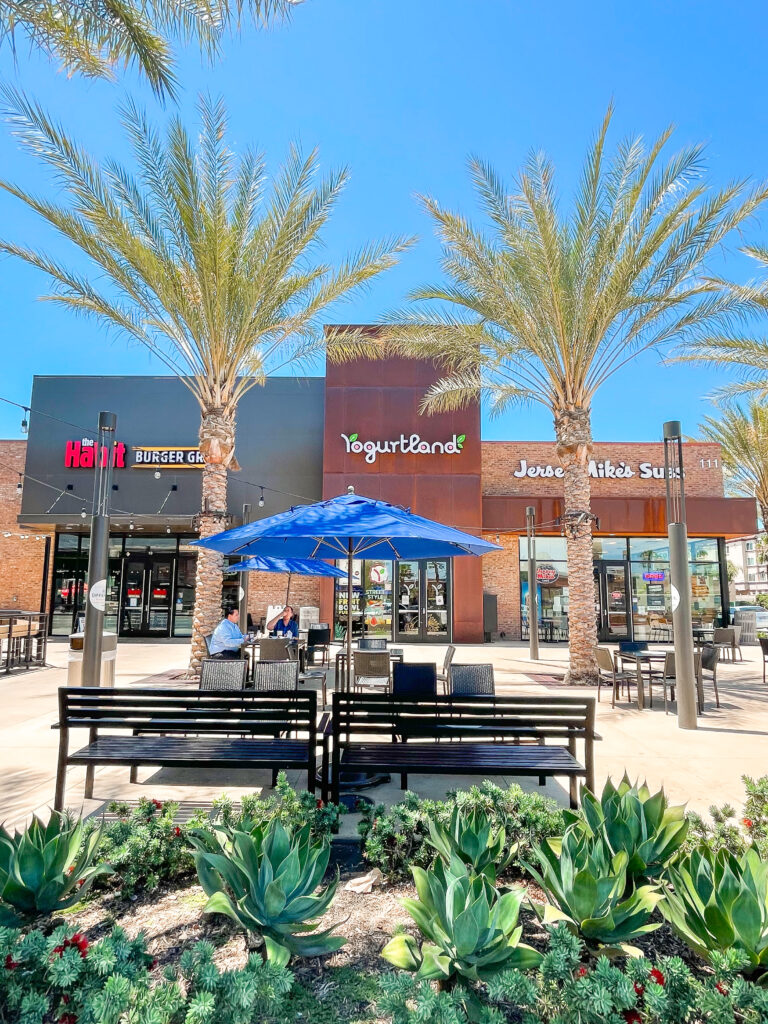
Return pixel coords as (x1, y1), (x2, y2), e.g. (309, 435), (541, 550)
(199, 658), (248, 690)
(352, 650), (391, 692)
(252, 660), (299, 691)
(448, 663), (495, 696)
(259, 637), (291, 661)
(392, 661), (437, 698)
(436, 644), (456, 694)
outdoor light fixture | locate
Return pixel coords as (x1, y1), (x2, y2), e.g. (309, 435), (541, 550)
(154, 470), (161, 479)
(80, 508), (87, 519)
(16, 475), (22, 494)
(129, 520), (135, 531)
(258, 487), (265, 508)
(20, 408), (29, 433)
(166, 525), (171, 534)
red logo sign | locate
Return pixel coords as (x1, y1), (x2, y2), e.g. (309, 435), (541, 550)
(536, 564), (559, 585)
(65, 440), (126, 469)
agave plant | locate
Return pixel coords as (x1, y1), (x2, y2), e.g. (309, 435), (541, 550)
(382, 856), (541, 983)
(662, 846), (768, 977)
(0, 811), (112, 923)
(189, 820), (345, 966)
(566, 776), (688, 886)
(524, 825), (663, 953)
(426, 806), (516, 882)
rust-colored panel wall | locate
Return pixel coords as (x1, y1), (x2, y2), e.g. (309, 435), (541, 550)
(322, 354), (484, 642)
(482, 495), (757, 538)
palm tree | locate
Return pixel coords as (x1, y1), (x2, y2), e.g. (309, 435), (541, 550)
(336, 109), (768, 683)
(0, 91), (411, 669)
(1, 0), (300, 98)
(699, 401), (768, 528)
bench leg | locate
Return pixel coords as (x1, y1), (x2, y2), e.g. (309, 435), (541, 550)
(306, 760), (315, 794)
(569, 775), (578, 809)
(271, 768), (278, 788)
(54, 734), (68, 813)
(129, 765), (138, 784)
(321, 738), (330, 804)
(400, 773), (407, 789)
(84, 765), (95, 801)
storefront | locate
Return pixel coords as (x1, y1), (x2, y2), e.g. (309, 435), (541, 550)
(8, 347), (756, 643)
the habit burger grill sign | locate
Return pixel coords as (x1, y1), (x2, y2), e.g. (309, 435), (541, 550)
(65, 439), (204, 469)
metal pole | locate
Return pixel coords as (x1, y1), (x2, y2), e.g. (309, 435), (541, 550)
(82, 412), (116, 686)
(239, 503), (251, 627)
(346, 538), (353, 690)
(664, 420), (697, 730)
(526, 506), (539, 660)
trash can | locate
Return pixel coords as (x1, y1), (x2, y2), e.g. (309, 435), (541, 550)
(67, 632), (118, 686)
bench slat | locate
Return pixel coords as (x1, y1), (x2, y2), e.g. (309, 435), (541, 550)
(69, 735), (311, 768)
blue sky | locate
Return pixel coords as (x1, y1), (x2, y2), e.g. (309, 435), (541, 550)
(1, 0), (767, 441)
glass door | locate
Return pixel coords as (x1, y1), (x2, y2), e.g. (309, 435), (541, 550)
(120, 556), (174, 636)
(395, 559), (451, 642)
(594, 561), (632, 642)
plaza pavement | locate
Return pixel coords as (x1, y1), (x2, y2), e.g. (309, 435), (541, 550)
(0, 637), (766, 832)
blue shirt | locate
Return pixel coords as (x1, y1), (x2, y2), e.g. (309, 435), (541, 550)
(273, 617), (298, 638)
(210, 618), (245, 654)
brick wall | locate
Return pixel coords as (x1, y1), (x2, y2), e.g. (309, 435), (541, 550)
(482, 442), (724, 498)
(0, 440), (51, 611)
(481, 532), (521, 639)
(246, 572), (323, 627)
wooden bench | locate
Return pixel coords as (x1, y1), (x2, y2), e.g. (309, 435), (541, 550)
(330, 693), (597, 808)
(54, 687), (317, 811)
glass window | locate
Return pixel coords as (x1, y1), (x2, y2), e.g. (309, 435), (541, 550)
(520, 564), (570, 638)
(689, 538), (718, 562)
(56, 533), (79, 551)
(747, 541), (755, 551)
(519, 536), (567, 561)
(748, 555), (756, 566)
(109, 537), (124, 558)
(174, 554), (196, 636)
(335, 560), (393, 640)
(629, 538), (670, 562)
(630, 564), (671, 640)
(51, 552), (86, 635)
(690, 562), (722, 625)
(593, 537), (628, 561)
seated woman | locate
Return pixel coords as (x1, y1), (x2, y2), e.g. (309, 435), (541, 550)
(267, 605), (299, 638)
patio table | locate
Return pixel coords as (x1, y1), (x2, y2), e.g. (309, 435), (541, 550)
(614, 650), (668, 710)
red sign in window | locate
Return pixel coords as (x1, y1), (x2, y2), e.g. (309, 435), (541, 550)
(127, 588), (142, 597)
(152, 589), (168, 598)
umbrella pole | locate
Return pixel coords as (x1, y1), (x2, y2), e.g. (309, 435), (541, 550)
(347, 538), (353, 690)
(285, 572), (292, 605)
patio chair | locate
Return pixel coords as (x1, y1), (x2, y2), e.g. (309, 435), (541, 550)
(199, 658), (248, 691)
(713, 627), (740, 662)
(760, 637), (768, 685)
(306, 624), (331, 667)
(259, 637), (291, 661)
(392, 662), (437, 698)
(618, 640), (648, 653)
(252, 660), (299, 691)
(593, 646), (634, 707)
(353, 650), (391, 693)
(697, 645), (720, 709)
(448, 663), (495, 696)
(436, 644), (456, 694)
(648, 650), (676, 714)
(358, 637), (388, 651)
(203, 633), (213, 655)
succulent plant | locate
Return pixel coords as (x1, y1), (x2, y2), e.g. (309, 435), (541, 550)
(662, 846), (768, 977)
(382, 856), (541, 983)
(189, 820), (345, 966)
(0, 811), (112, 924)
(567, 775), (688, 886)
(524, 824), (663, 953)
(425, 805), (516, 882)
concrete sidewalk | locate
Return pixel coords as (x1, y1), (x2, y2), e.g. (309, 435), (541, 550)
(0, 638), (764, 829)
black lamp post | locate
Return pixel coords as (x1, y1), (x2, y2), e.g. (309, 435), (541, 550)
(82, 412), (116, 686)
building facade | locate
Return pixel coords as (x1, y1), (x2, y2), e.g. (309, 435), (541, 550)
(1, 351), (756, 643)
(726, 535), (768, 599)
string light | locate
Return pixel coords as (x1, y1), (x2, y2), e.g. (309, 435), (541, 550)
(80, 508), (87, 519)
(258, 487), (265, 508)
(16, 474), (22, 495)
(20, 408), (29, 434)
(129, 520), (135, 531)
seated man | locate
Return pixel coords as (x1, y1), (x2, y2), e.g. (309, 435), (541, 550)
(267, 604), (299, 639)
(209, 604), (246, 659)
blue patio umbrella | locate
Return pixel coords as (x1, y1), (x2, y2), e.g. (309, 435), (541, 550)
(195, 487), (499, 668)
(226, 555), (347, 605)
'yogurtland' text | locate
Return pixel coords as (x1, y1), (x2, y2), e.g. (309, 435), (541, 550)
(341, 432), (465, 464)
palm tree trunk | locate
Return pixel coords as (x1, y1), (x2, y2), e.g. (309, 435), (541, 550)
(555, 406), (598, 685)
(190, 408), (237, 673)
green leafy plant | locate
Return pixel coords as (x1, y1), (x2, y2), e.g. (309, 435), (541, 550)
(662, 846), (768, 978)
(212, 771), (343, 841)
(359, 781), (563, 881)
(0, 811), (112, 923)
(380, 925), (768, 1024)
(567, 776), (688, 886)
(685, 775), (768, 861)
(382, 856), (541, 984)
(190, 819), (345, 966)
(524, 826), (663, 953)
(426, 805), (515, 882)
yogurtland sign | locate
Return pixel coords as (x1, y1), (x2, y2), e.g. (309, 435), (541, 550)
(341, 432), (466, 464)
(514, 458), (678, 480)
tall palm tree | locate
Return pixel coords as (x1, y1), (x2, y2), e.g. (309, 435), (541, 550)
(1, 0), (300, 98)
(699, 401), (768, 528)
(0, 91), (411, 669)
(335, 109), (768, 683)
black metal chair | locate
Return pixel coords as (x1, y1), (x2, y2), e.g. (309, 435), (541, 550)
(392, 662), (437, 698)
(593, 646), (635, 707)
(618, 640), (648, 653)
(199, 658), (249, 690)
(448, 663), (495, 696)
(253, 660), (299, 691)
(358, 637), (388, 651)
(761, 637), (768, 685)
(436, 644), (456, 694)
(697, 645), (720, 709)
(647, 651), (676, 713)
(307, 624), (331, 667)
(203, 633), (213, 655)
